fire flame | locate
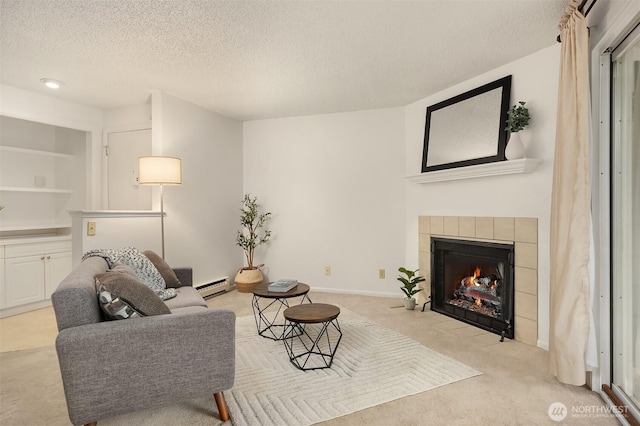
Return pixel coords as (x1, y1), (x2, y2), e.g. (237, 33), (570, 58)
(473, 267), (481, 286)
(475, 298), (482, 307)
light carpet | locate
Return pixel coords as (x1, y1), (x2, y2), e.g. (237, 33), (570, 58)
(227, 307), (482, 426)
(0, 307), (481, 425)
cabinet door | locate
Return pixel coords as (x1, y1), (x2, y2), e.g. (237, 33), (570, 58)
(45, 252), (72, 299)
(4, 255), (45, 308)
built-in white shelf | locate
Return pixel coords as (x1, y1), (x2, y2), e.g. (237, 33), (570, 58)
(0, 223), (71, 233)
(0, 186), (74, 194)
(405, 158), (543, 184)
(0, 145), (74, 159)
(0, 233), (71, 245)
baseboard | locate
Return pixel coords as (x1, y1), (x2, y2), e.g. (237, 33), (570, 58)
(311, 286), (398, 298)
(0, 299), (52, 318)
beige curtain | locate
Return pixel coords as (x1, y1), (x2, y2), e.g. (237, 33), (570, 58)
(549, 0), (591, 386)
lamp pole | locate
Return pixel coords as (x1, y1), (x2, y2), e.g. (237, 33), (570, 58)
(160, 183), (165, 259)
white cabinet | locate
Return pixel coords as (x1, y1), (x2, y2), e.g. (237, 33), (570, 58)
(45, 251), (72, 299)
(4, 254), (46, 307)
(1, 238), (72, 313)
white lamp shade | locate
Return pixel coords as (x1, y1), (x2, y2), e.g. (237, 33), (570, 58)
(138, 156), (182, 185)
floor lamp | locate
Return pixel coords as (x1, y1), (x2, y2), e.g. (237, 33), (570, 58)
(138, 156), (182, 259)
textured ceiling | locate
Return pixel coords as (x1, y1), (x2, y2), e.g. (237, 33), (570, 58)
(0, 0), (568, 121)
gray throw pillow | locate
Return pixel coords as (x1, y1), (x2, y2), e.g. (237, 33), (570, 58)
(95, 271), (171, 320)
(143, 250), (182, 288)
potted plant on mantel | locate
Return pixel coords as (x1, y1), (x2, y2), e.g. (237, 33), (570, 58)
(505, 101), (531, 160)
(397, 267), (425, 310)
(235, 194), (272, 293)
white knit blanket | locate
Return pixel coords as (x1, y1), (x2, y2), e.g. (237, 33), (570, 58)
(82, 247), (176, 300)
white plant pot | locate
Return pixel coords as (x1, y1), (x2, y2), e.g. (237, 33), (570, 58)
(404, 298), (416, 310)
(505, 132), (526, 160)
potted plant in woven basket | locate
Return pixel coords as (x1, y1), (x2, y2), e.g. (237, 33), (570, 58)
(235, 194), (271, 292)
(397, 267), (425, 310)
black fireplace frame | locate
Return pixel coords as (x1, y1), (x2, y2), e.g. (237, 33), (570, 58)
(430, 237), (515, 340)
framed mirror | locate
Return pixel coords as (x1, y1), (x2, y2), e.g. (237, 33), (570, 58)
(421, 75), (512, 173)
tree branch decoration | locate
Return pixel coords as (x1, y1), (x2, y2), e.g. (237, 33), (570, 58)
(236, 194), (271, 269)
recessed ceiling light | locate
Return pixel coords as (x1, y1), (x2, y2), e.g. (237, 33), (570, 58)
(40, 78), (61, 89)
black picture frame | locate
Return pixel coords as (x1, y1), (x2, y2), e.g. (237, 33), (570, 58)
(421, 75), (512, 173)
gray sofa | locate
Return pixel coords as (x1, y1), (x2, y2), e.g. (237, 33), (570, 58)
(51, 256), (235, 426)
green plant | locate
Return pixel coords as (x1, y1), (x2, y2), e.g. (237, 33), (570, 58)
(236, 194), (271, 269)
(505, 101), (530, 133)
(397, 267), (425, 299)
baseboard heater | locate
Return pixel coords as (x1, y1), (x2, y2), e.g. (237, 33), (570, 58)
(195, 276), (230, 298)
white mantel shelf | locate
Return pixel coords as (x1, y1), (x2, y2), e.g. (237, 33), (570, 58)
(405, 158), (543, 184)
(67, 210), (164, 218)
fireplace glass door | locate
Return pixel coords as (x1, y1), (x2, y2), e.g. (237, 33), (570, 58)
(431, 237), (514, 339)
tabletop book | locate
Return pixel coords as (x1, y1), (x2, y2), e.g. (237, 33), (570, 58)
(268, 279), (298, 293)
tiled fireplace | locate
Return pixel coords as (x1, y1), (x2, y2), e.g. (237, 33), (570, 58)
(418, 216), (538, 346)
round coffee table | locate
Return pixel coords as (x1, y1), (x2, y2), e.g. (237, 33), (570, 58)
(251, 282), (312, 340)
(282, 303), (342, 371)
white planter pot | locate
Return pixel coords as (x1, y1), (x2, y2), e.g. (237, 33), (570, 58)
(505, 132), (526, 160)
(404, 298), (416, 310)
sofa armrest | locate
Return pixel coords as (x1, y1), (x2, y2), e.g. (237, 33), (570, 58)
(55, 309), (235, 425)
(172, 267), (192, 287)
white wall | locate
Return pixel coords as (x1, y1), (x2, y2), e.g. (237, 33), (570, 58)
(243, 108), (406, 297)
(404, 44), (560, 348)
(103, 102), (151, 129)
(69, 211), (162, 267)
(154, 92), (243, 287)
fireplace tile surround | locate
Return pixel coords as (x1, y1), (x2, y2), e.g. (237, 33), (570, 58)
(418, 216), (538, 346)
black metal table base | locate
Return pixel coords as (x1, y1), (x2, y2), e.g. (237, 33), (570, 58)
(252, 293), (312, 340)
(282, 318), (342, 371)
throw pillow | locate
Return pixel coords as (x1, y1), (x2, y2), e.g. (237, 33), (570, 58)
(108, 262), (139, 278)
(143, 250), (182, 288)
(97, 284), (143, 320)
(95, 271), (171, 320)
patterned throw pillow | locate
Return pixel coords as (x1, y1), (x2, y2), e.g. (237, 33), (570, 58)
(143, 250), (182, 288)
(97, 284), (144, 320)
(95, 270), (171, 320)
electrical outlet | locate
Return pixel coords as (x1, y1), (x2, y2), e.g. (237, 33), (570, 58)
(87, 221), (96, 236)
(324, 266), (331, 276)
(379, 269), (385, 279)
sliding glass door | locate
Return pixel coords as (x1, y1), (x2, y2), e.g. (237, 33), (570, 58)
(611, 27), (640, 413)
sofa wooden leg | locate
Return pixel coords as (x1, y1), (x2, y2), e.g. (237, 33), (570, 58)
(84, 423), (97, 426)
(214, 391), (230, 422)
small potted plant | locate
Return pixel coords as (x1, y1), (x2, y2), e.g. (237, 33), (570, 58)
(504, 101), (531, 160)
(397, 267), (425, 310)
(235, 194), (271, 292)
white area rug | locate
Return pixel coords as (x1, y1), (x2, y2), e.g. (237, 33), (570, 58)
(227, 307), (482, 426)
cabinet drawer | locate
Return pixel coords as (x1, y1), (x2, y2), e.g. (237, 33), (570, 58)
(5, 240), (72, 258)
